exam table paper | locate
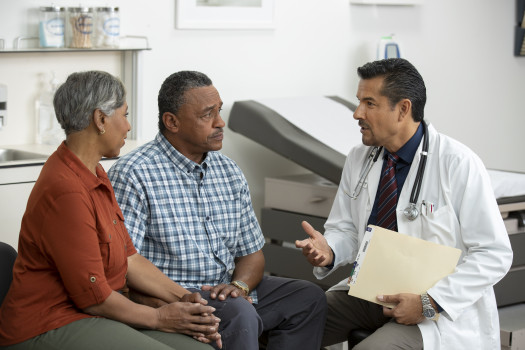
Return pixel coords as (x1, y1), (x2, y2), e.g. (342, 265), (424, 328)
(254, 96), (363, 156)
(487, 169), (525, 199)
(348, 225), (462, 309)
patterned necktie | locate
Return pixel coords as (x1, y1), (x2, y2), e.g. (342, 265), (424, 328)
(376, 153), (400, 231)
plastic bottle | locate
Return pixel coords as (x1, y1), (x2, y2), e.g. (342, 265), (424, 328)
(377, 35), (401, 60)
(36, 72), (63, 145)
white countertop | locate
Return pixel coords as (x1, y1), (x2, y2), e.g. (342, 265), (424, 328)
(0, 140), (147, 168)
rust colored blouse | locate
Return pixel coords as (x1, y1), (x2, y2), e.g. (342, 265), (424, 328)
(0, 143), (137, 346)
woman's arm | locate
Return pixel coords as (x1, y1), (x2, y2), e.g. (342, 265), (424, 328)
(84, 253), (222, 346)
(83, 290), (220, 339)
(126, 253), (195, 304)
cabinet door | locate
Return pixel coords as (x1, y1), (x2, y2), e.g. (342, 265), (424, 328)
(0, 182), (34, 250)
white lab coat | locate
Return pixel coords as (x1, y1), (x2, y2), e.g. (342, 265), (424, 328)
(314, 123), (513, 350)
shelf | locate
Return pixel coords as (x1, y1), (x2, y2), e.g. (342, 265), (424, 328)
(0, 35), (150, 140)
(0, 34), (150, 52)
(0, 47), (150, 54)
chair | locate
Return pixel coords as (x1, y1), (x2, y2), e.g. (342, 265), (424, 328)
(348, 329), (373, 348)
(0, 242), (17, 306)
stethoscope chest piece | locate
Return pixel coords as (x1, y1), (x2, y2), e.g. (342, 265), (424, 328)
(403, 203), (419, 221)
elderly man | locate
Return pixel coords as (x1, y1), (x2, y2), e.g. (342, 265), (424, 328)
(109, 71), (326, 350)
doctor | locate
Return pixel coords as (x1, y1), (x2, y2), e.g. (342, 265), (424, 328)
(296, 58), (512, 350)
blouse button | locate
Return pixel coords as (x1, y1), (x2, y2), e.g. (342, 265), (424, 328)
(90, 276), (96, 283)
(113, 219), (117, 225)
(109, 234), (112, 240)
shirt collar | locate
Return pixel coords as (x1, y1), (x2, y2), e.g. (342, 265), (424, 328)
(155, 132), (212, 174)
(56, 141), (112, 191)
(385, 123), (423, 165)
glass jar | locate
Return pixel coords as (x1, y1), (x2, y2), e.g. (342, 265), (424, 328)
(66, 7), (93, 48)
(39, 6), (65, 48)
(94, 7), (120, 48)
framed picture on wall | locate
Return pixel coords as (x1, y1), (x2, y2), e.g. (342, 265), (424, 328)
(175, 0), (275, 29)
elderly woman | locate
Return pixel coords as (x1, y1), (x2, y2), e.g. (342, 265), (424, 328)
(0, 71), (221, 350)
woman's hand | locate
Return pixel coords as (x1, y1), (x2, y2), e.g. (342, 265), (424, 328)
(156, 301), (222, 348)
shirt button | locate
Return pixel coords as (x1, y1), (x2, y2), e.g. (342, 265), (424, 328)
(90, 276), (96, 283)
(206, 216), (210, 221)
(113, 219), (117, 225)
(109, 234), (112, 240)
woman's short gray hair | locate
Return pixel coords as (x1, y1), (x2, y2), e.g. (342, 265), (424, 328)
(53, 71), (126, 135)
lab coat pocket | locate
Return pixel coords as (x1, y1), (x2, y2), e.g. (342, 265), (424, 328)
(439, 305), (482, 350)
(420, 204), (459, 246)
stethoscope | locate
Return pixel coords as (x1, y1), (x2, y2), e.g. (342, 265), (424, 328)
(347, 121), (429, 221)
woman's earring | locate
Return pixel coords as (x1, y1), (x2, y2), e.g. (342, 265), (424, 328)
(99, 129), (106, 135)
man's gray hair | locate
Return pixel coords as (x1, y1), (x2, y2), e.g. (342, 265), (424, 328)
(157, 71), (213, 132)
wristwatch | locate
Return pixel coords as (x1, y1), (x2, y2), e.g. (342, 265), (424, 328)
(421, 292), (439, 321)
(231, 280), (249, 295)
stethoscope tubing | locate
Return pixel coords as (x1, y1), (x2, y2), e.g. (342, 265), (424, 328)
(349, 121), (429, 221)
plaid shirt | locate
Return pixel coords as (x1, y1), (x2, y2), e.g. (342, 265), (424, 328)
(109, 133), (265, 301)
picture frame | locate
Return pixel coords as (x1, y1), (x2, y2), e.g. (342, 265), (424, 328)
(175, 0), (275, 29)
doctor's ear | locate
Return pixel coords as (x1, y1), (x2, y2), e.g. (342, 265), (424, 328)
(162, 112), (179, 132)
(397, 99), (412, 121)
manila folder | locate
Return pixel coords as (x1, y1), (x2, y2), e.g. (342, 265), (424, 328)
(347, 225), (461, 308)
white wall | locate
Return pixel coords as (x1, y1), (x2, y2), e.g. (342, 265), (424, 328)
(1, 0), (524, 217)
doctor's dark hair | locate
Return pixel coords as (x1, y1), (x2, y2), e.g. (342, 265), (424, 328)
(53, 71), (126, 136)
(157, 71), (213, 132)
(357, 58), (426, 122)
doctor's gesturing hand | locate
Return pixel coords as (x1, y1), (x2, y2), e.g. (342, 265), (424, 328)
(295, 221), (334, 267)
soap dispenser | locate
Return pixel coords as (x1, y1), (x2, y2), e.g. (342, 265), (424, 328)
(36, 72), (63, 145)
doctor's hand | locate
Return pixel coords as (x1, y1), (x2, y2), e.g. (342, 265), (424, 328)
(378, 293), (425, 325)
(295, 221), (334, 267)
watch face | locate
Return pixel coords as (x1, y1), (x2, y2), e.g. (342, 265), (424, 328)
(423, 308), (435, 318)
(236, 281), (248, 289)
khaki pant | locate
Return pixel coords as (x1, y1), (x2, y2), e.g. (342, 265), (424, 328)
(0, 317), (213, 350)
(323, 290), (423, 350)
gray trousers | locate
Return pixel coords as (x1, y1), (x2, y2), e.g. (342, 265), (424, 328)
(190, 275), (327, 350)
(323, 290), (423, 350)
(0, 317), (212, 350)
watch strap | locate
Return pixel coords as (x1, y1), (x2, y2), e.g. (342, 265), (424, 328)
(421, 292), (439, 321)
